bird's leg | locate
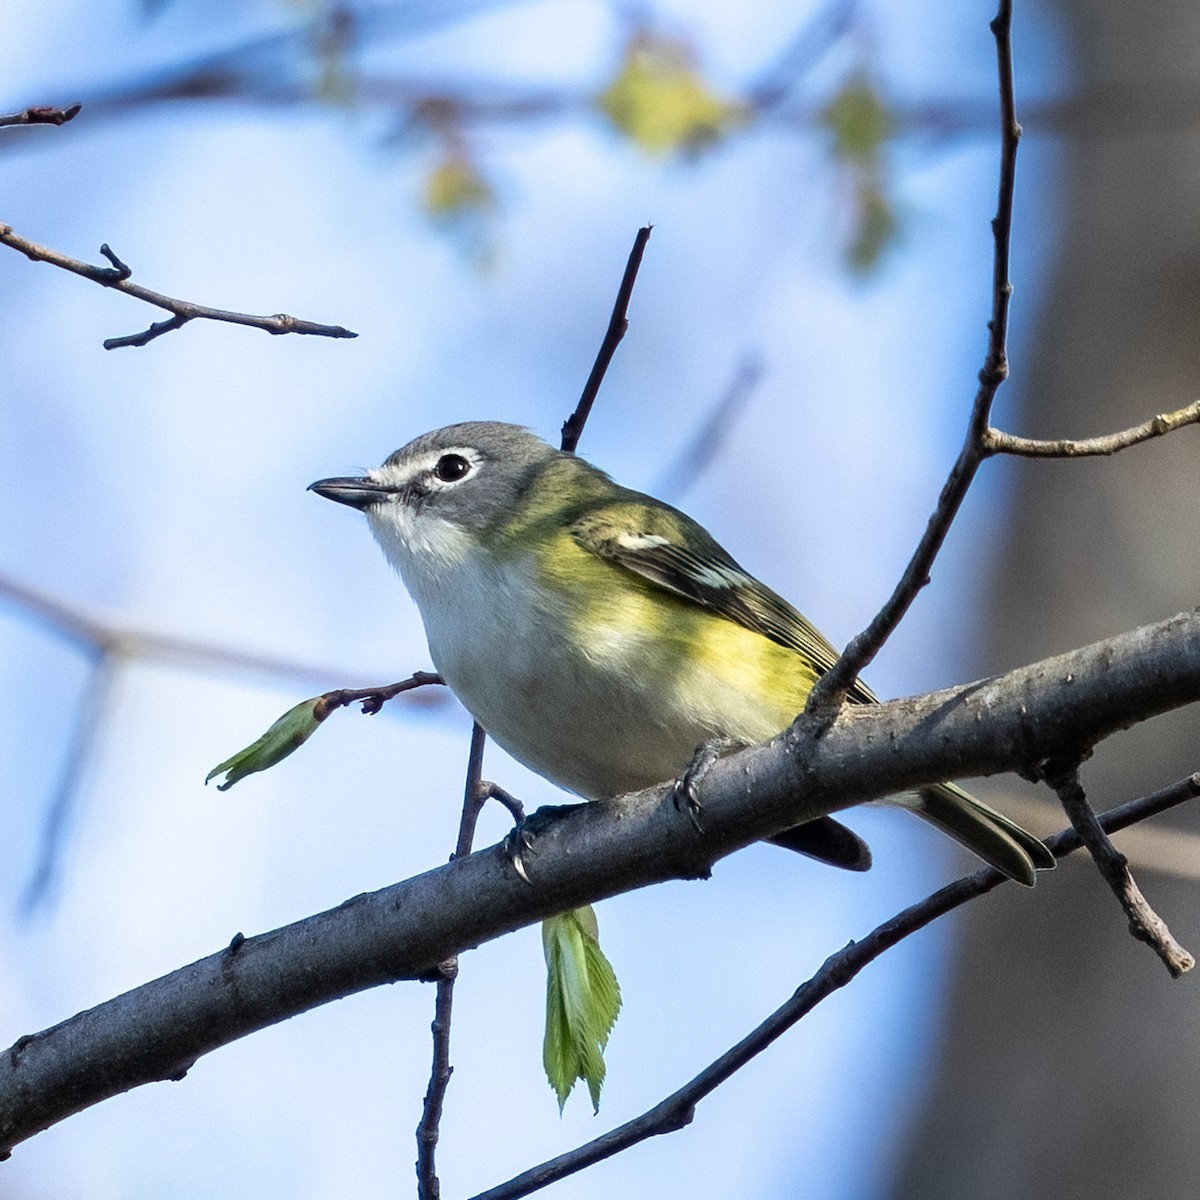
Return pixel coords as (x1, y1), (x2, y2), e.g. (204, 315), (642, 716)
(672, 738), (746, 833)
(502, 801), (589, 884)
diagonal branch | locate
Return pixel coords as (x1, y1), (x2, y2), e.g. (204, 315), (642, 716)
(808, 0), (1021, 712)
(2, 610), (1200, 1157)
(1043, 760), (1194, 977)
(19, 652), (122, 915)
(652, 354), (763, 500)
(0, 226), (357, 349)
(471, 771), (1200, 1200)
(560, 226), (652, 453)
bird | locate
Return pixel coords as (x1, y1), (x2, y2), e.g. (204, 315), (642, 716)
(309, 420), (1052, 885)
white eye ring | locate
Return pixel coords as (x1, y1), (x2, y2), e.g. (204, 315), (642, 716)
(434, 453), (472, 483)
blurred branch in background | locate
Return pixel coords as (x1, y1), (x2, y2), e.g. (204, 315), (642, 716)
(9, 2), (1200, 274)
(0, 571), (449, 912)
(0, 0), (921, 270)
(652, 354), (763, 501)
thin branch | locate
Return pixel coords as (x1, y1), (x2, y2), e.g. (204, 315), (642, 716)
(746, 0), (860, 111)
(417, 227), (653, 1177)
(0, 225), (357, 349)
(19, 653), (122, 916)
(418, 226), (650, 1181)
(3, 611), (1200, 1156)
(314, 673), (445, 719)
(652, 354), (763, 501)
(997, 792), (1200, 882)
(560, 226), (652, 453)
(471, 773), (1200, 1200)
(1043, 760), (1194, 977)
(983, 399), (1200, 457)
(0, 104), (82, 128)
(808, 0), (1021, 712)
(416, 722), (489, 1200)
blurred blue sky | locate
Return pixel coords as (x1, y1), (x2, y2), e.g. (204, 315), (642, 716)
(0, 2), (1064, 1197)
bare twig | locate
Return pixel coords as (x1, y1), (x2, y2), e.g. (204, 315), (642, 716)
(314, 673), (445, 719)
(1043, 760), (1194, 978)
(416, 722), (490, 1200)
(996, 791), (1200, 882)
(807, 0), (1021, 713)
(983, 399), (1200, 457)
(560, 226), (652, 453)
(471, 772), (1200, 1200)
(0, 104), (82, 128)
(0, 225), (356, 349)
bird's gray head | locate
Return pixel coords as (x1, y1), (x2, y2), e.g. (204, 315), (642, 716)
(309, 421), (561, 575)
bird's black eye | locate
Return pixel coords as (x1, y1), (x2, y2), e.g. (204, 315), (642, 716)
(434, 453), (471, 483)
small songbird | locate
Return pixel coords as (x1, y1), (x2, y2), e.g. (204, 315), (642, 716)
(309, 420), (1052, 885)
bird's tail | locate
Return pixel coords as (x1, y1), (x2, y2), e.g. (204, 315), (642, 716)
(899, 782), (1055, 886)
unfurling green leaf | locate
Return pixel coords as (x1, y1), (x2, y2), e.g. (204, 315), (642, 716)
(543, 904), (622, 1112)
(206, 698), (327, 791)
(597, 31), (744, 157)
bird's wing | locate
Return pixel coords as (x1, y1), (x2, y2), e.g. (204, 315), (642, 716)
(570, 499), (878, 705)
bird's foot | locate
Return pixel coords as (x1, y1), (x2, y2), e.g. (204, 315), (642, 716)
(502, 802), (588, 884)
(672, 739), (744, 834)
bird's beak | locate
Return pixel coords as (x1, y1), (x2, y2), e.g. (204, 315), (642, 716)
(308, 476), (394, 510)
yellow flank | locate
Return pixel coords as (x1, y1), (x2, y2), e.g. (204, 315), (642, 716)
(535, 523), (815, 781)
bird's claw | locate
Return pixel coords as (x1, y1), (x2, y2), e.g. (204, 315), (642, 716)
(501, 802), (587, 885)
(672, 739), (738, 834)
(504, 825), (536, 885)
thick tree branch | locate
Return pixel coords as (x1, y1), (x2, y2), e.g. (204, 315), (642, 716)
(2, 610), (1199, 1156)
(0, 226), (356, 349)
(416, 722), (490, 1200)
